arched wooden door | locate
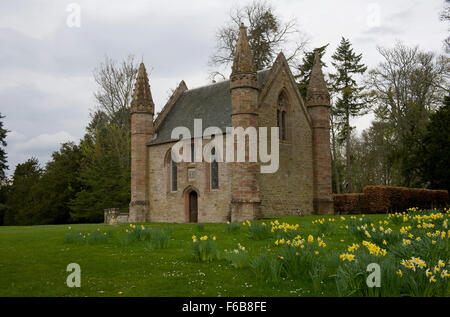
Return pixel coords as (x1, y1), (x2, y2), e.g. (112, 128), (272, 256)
(189, 191), (198, 223)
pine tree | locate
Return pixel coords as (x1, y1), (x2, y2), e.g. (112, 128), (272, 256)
(329, 37), (368, 193)
(0, 113), (8, 181)
(6, 158), (43, 225)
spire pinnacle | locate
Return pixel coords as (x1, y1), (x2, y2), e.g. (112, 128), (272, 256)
(307, 51), (329, 97)
(131, 62), (154, 114)
(231, 23), (255, 75)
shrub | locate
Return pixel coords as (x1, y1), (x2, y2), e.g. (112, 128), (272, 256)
(363, 186), (448, 214)
(333, 194), (367, 214)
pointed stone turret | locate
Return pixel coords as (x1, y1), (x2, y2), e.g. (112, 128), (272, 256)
(306, 51), (330, 103)
(131, 63), (154, 114)
(229, 23), (261, 222)
(231, 23), (256, 75)
(306, 50), (333, 215)
(129, 62), (154, 223)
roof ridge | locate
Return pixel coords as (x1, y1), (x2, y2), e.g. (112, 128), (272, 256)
(185, 69), (271, 93)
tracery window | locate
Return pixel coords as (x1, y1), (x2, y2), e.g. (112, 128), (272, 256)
(210, 147), (219, 190)
(277, 91), (289, 141)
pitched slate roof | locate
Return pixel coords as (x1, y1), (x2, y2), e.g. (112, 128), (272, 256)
(149, 69), (271, 145)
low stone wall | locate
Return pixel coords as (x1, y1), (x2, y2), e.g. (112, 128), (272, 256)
(104, 208), (129, 225)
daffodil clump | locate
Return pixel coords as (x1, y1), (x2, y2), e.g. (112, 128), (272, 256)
(222, 243), (250, 268)
(399, 257), (450, 287)
(191, 235), (218, 262)
(246, 220), (273, 240)
(270, 221), (301, 240)
(64, 226), (111, 245)
(362, 241), (387, 257)
(339, 253), (355, 262)
(123, 224), (171, 247)
(311, 217), (335, 235)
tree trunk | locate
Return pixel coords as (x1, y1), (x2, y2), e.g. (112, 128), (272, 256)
(345, 118), (353, 193)
(330, 117), (341, 193)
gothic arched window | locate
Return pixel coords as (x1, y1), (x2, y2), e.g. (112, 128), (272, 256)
(210, 147), (219, 190)
(165, 149), (178, 192)
(171, 158), (178, 192)
(277, 91), (289, 141)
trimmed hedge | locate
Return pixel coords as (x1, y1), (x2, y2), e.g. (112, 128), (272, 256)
(363, 186), (448, 214)
(333, 194), (367, 214)
(333, 186), (449, 214)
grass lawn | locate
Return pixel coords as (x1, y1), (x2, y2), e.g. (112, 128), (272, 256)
(0, 212), (448, 297)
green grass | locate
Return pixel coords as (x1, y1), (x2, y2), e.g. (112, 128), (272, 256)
(0, 213), (448, 297)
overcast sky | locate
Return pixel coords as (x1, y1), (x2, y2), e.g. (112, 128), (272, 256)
(0, 0), (447, 176)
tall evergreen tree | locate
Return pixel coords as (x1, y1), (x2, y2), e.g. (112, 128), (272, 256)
(329, 37), (368, 193)
(5, 158), (43, 225)
(416, 96), (450, 191)
(0, 113), (8, 181)
(32, 142), (83, 224)
(69, 124), (130, 222)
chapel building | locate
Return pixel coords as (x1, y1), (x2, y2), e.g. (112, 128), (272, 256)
(129, 23), (333, 223)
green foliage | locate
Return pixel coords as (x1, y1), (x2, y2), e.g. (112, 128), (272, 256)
(0, 56), (137, 226)
(246, 222), (272, 240)
(146, 227), (172, 249)
(279, 243), (319, 278)
(69, 115), (131, 223)
(249, 253), (282, 285)
(5, 158), (43, 225)
(224, 222), (241, 234)
(64, 228), (112, 245)
(121, 224), (171, 249)
(35, 143), (82, 224)
(329, 37), (368, 193)
(0, 213), (448, 296)
(363, 43), (447, 188)
(0, 113), (8, 181)
(416, 96), (450, 191)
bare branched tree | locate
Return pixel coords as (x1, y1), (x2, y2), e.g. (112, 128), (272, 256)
(440, 0), (450, 52)
(93, 55), (139, 130)
(89, 55), (140, 170)
(209, 0), (308, 78)
(366, 42), (449, 186)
